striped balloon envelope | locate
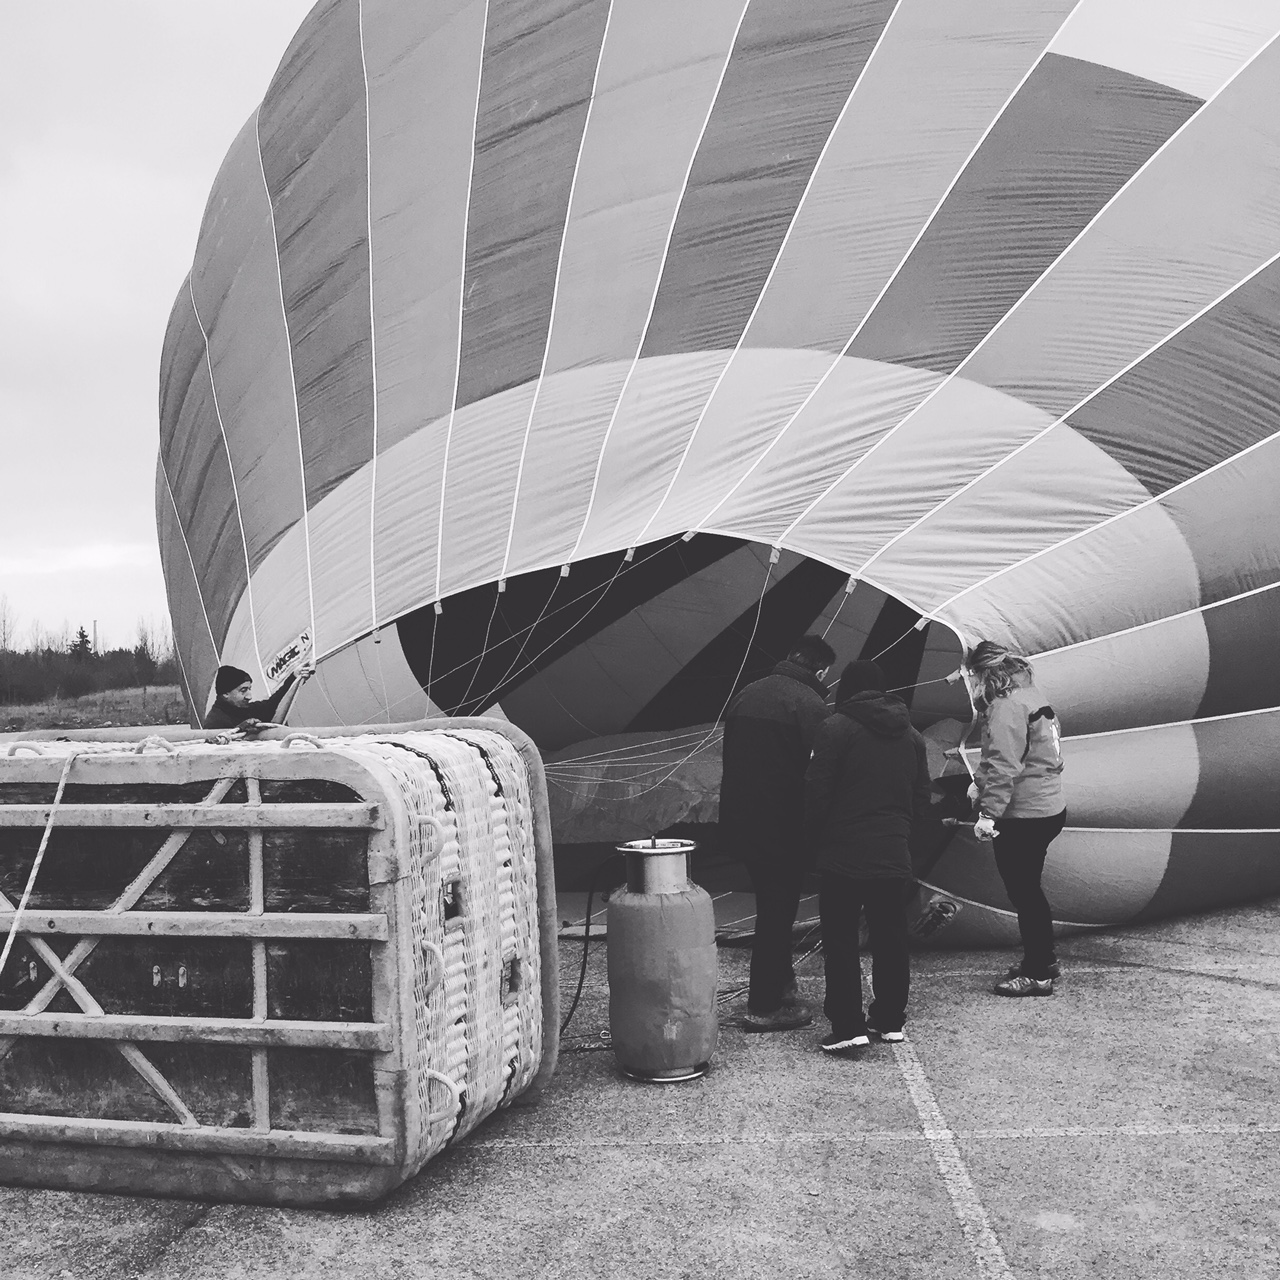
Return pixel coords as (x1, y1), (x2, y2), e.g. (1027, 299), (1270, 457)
(159, 0), (1280, 943)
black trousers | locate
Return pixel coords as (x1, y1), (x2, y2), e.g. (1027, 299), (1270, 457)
(745, 859), (805, 1013)
(992, 810), (1067, 980)
(819, 872), (910, 1035)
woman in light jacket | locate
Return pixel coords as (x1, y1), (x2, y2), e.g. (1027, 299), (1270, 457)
(964, 641), (1066, 997)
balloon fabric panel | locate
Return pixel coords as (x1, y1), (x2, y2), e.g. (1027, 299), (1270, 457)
(190, 118), (309, 572)
(1197, 590), (1280, 721)
(849, 53), (1201, 376)
(157, 288), (250, 647)
(1066, 259), (1280, 494)
(639, 0), (896, 360)
(155, 463), (222, 717)
(258, 0), (376, 511)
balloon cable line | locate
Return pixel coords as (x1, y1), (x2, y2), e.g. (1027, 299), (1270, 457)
(820, 577), (859, 640)
(353, 638), (391, 726)
(440, 538), (674, 720)
(870, 621), (924, 662)
(542, 729), (725, 786)
(357, 0), (391, 744)
(498, 0), (616, 585)
(566, 0), (752, 566)
(432, 0), (491, 608)
(625, 550), (775, 802)
(255, 106), (319, 668)
(544, 728), (711, 770)
(482, 572), (566, 708)
(458, 584), (506, 709)
(546, 547), (774, 791)
(465, 563), (627, 717)
(158, 460), (221, 672)
(0, 751), (76, 982)
(446, 542), (668, 706)
(187, 278), (268, 686)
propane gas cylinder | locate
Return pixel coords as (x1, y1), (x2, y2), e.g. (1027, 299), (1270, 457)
(607, 838), (718, 1082)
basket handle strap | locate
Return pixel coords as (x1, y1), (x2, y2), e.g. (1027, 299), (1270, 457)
(420, 940), (445, 996)
(425, 1069), (462, 1124)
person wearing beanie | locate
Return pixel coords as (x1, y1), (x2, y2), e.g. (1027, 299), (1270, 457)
(804, 659), (930, 1054)
(204, 665), (302, 732)
(720, 634), (835, 1033)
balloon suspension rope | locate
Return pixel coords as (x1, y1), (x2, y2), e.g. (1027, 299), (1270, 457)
(0, 751), (76, 980)
(619, 550), (776, 800)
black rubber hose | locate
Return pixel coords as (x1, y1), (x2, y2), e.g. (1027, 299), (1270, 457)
(559, 852), (625, 1037)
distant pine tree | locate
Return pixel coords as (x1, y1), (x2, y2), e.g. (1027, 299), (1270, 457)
(69, 626), (92, 662)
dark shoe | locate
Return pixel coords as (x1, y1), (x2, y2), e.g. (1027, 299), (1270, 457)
(867, 1023), (905, 1043)
(744, 1004), (814, 1032)
(820, 1030), (870, 1053)
(994, 975), (1053, 997)
(1005, 960), (1061, 979)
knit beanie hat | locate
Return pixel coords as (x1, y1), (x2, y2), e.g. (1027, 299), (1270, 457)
(215, 665), (252, 697)
(836, 659), (886, 703)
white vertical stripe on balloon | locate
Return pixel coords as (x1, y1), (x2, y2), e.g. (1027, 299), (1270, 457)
(937, 425), (1280, 619)
(1028, 578), (1280, 662)
(685, 2), (1085, 542)
(1063, 703), (1280, 742)
(254, 105), (320, 664)
(158, 456), (220, 674)
(566, 0), (753, 564)
(777, 22), (1280, 554)
(856, 239), (1280, 581)
(630, 0), (909, 549)
(499, 0), (617, 583)
(187, 277), (268, 685)
(356, 0), (391, 719)
(433, 0), (492, 607)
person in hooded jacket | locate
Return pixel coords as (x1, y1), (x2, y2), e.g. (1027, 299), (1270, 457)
(720, 634), (835, 1032)
(963, 641), (1066, 997)
(805, 660), (930, 1053)
(204, 665), (303, 732)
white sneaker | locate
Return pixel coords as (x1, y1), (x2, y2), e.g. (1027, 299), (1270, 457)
(867, 1024), (905, 1043)
(820, 1031), (870, 1052)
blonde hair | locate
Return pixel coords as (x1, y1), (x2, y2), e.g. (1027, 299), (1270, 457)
(965, 640), (1032, 710)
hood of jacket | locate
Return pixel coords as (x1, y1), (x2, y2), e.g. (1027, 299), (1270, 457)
(771, 659), (828, 699)
(835, 690), (912, 738)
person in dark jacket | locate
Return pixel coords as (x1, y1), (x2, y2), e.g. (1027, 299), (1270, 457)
(205, 665), (302, 732)
(720, 635), (835, 1032)
(805, 660), (930, 1053)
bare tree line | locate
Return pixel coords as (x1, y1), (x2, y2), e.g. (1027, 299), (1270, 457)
(0, 595), (179, 704)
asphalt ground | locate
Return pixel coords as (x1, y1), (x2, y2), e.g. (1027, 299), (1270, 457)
(3, 898), (1280, 1279)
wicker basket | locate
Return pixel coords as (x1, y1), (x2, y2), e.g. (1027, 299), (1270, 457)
(0, 717), (556, 1205)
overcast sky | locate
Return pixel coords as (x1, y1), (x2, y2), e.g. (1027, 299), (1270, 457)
(0, 1), (317, 649)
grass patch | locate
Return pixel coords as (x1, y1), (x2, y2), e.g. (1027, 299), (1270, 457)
(1, 686), (188, 733)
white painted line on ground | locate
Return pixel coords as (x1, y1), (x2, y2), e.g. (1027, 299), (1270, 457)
(891, 1039), (1015, 1280)
(969, 1122), (1280, 1140)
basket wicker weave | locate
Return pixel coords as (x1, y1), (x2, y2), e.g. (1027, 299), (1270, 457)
(0, 717), (556, 1205)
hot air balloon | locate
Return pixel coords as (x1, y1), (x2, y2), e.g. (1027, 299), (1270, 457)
(158, 0), (1280, 945)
